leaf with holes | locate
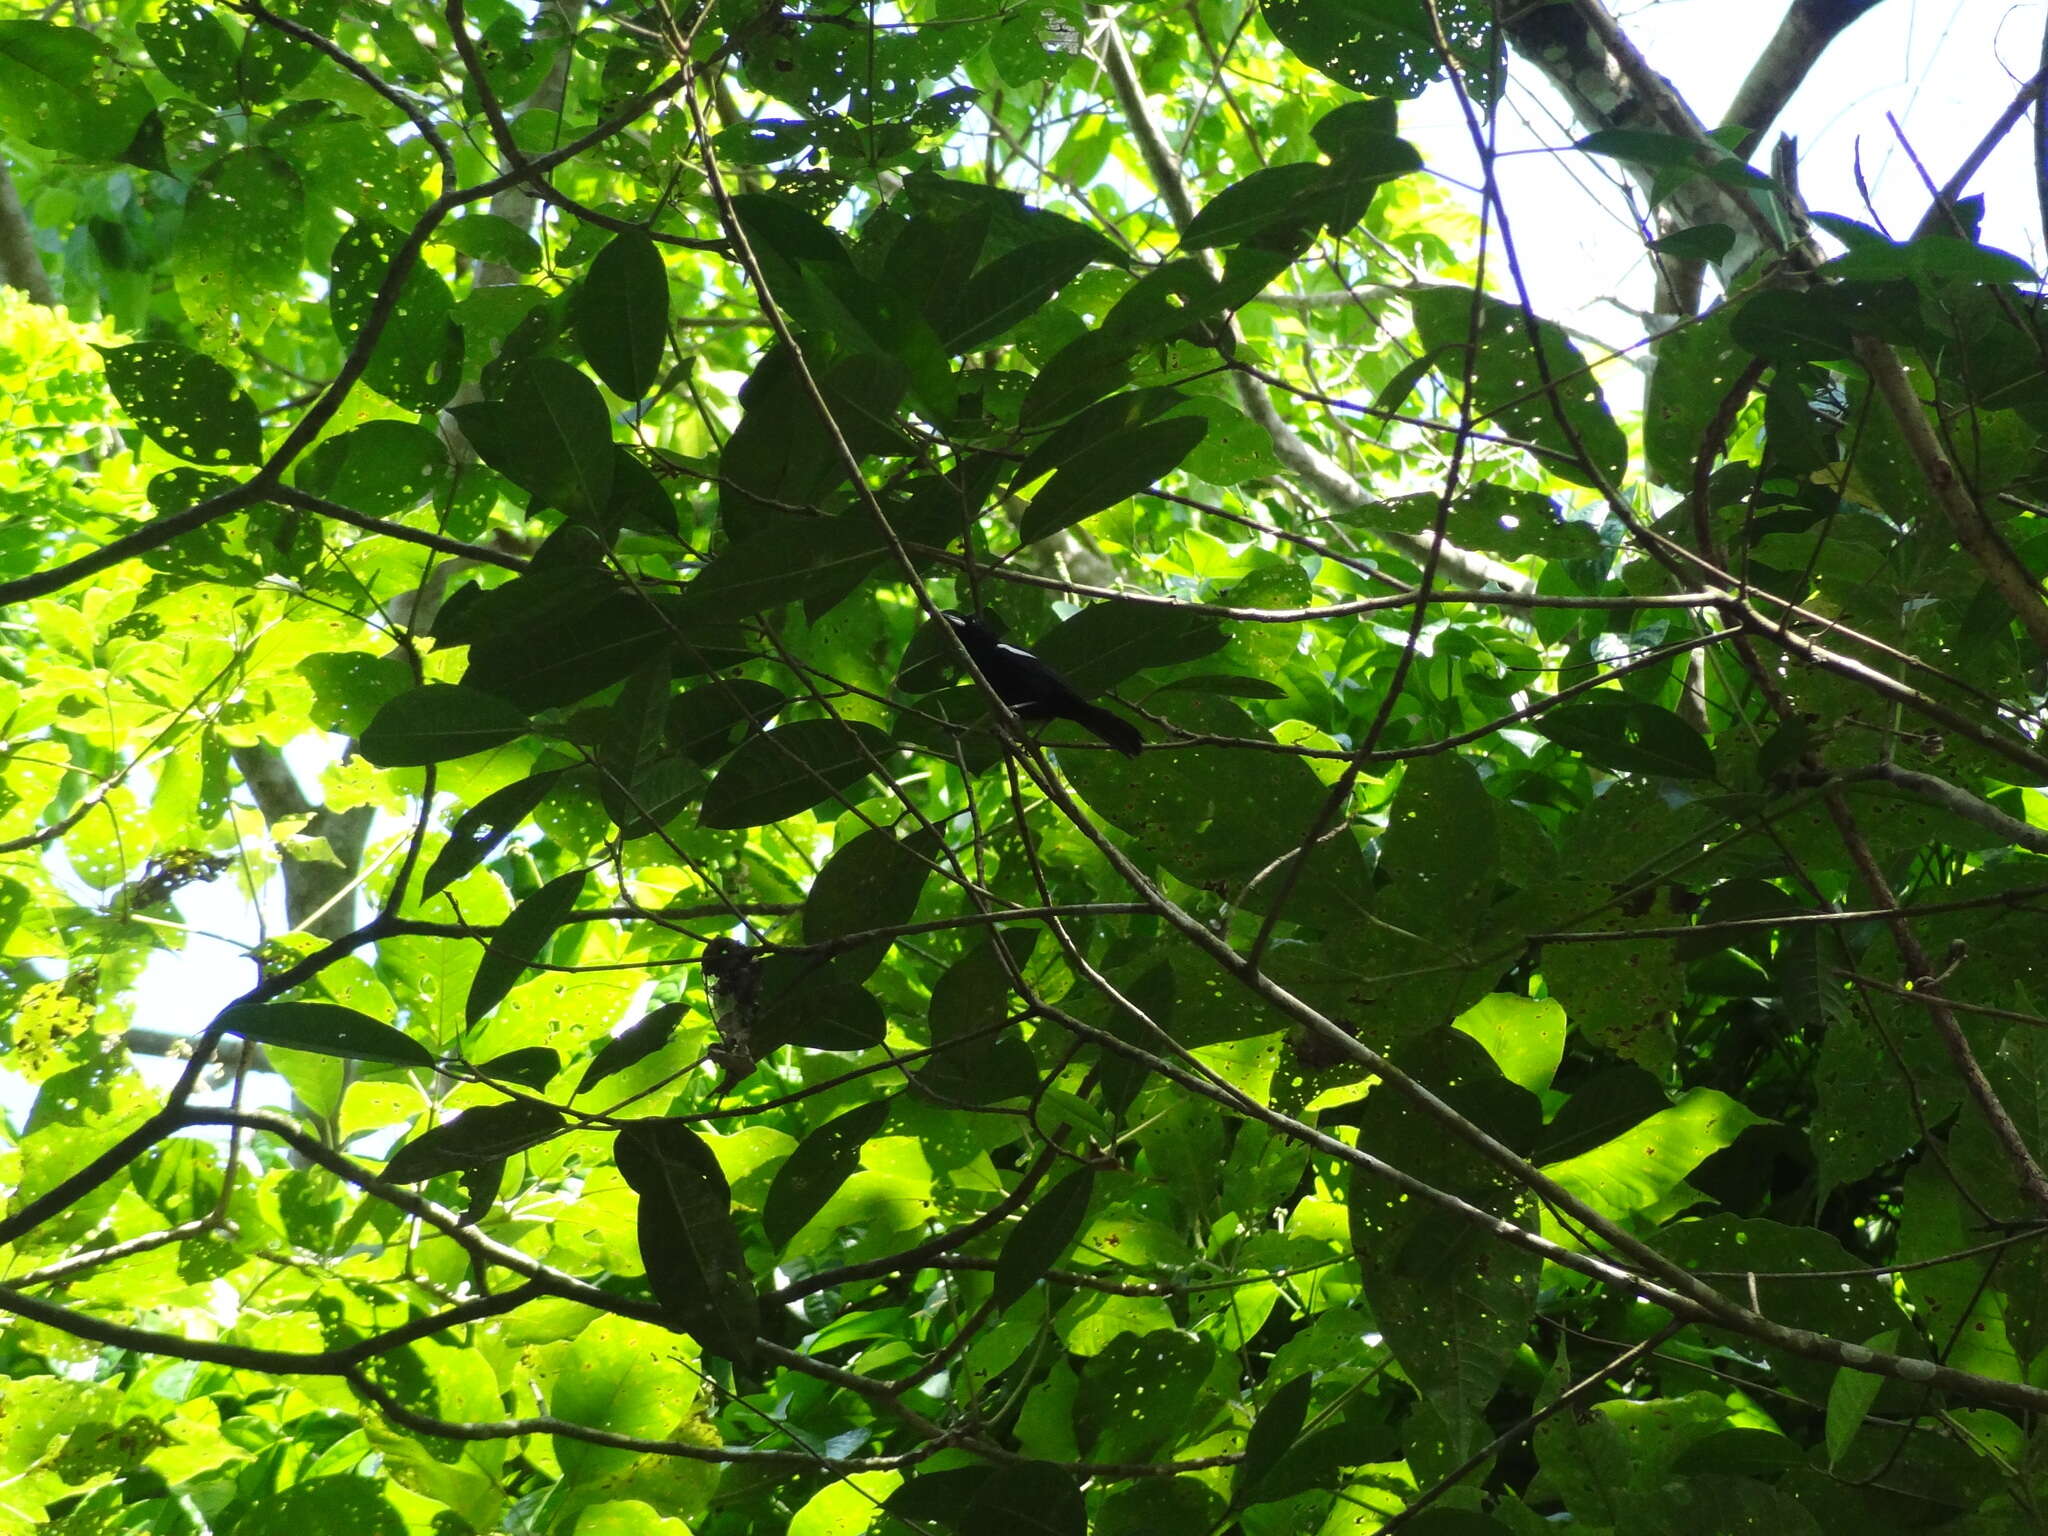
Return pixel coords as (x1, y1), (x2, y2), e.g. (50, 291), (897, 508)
(97, 342), (261, 467)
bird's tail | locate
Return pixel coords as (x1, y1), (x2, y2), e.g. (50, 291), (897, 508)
(1068, 702), (1143, 757)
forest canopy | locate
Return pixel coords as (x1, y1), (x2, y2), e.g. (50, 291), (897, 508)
(3, 0), (2048, 1532)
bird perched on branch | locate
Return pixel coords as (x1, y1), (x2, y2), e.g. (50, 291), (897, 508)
(942, 610), (1143, 757)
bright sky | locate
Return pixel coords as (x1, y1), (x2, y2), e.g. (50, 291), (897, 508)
(1409, 0), (2041, 334)
(6, 1), (2037, 1122)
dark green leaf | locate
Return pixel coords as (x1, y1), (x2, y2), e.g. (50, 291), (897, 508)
(448, 358), (615, 521)
(329, 220), (463, 412)
(1348, 1032), (1540, 1454)
(422, 771), (562, 899)
(1261, 0), (1501, 102)
(678, 520), (886, 624)
(1034, 599), (1228, 698)
(571, 229), (669, 400)
(755, 980), (887, 1053)
(917, 931), (1041, 1105)
(698, 719), (894, 830)
(1650, 223), (1737, 263)
(615, 1119), (757, 1364)
(216, 1001), (432, 1069)
(384, 1101), (565, 1184)
(1577, 128), (1722, 170)
(139, 1), (239, 106)
(1233, 1371), (1315, 1509)
(234, 0), (337, 100)
(762, 1098), (891, 1248)
(887, 1463), (1084, 1536)
(1411, 285), (1627, 490)
(295, 421), (450, 516)
(1532, 699), (1717, 780)
(670, 678), (785, 763)
(172, 146), (306, 336)
(97, 342), (262, 466)
(477, 1047), (560, 1091)
(1729, 287), (1858, 362)
(0, 21), (155, 160)
(938, 235), (1102, 352)
(577, 1002), (688, 1094)
(466, 870), (587, 1025)
(802, 826), (936, 983)
(994, 1167), (1095, 1310)
(1018, 415), (1209, 544)
(360, 684), (529, 768)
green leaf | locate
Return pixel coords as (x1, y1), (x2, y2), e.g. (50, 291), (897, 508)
(1649, 223), (1736, 263)
(0, 21), (155, 161)
(887, 1464), (1084, 1536)
(916, 931), (1042, 1105)
(171, 146), (305, 343)
(421, 771), (562, 899)
(762, 1098), (891, 1249)
(1062, 692), (1373, 930)
(477, 1047), (560, 1091)
(1261, 0), (1500, 102)
(234, 0), (337, 101)
(440, 212), (544, 273)
(1728, 287), (1858, 362)
(697, 719), (894, 830)
(1643, 305), (1750, 490)
(1541, 1089), (1763, 1222)
(571, 229), (669, 400)
(614, 1118), (757, 1365)
(577, 1002), (688, 1094)
(295, 421), (450, 516)
(938, 235), (1102, 352)
(1182, 150), (1414, 251)
(449, 358), (616, 521)
(329, 219), (463, 412)
(139, 2), (239, 107)
(1034, 599), (1228, 698)
(1348, 1032), (1539, 1454)
(227, 1476), (407, 1536)
(994, 1167), (1095, 1310)
(1824, 233), (2036, 285)
(1577, 128), (1728, 171)
(670, 678), (785, 763)
(384, 1101), (565, 1184)
(466, 869), (587, 1025)
(360, 684), (530, 768)
(459, 569), (735, 712)
(1018, 415), (1209, 544)
(1825, 1330), (1895, 1465)
(754, 980), (886, 1053)
(216, 1001), (432, 1069)
(1532, 699), (1716, 780)
(802, 826), (936, 984)
(97, 342), (262, 466)
(1412, 284), (1628, 490)
(1231, 1371), (1314, 1509)
(678, 519), (887, 624)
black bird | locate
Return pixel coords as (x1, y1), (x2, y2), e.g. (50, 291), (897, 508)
(943, 610), (1143, 757)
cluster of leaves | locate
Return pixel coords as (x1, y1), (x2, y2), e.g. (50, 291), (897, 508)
(2, 0), (2048, 1533)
